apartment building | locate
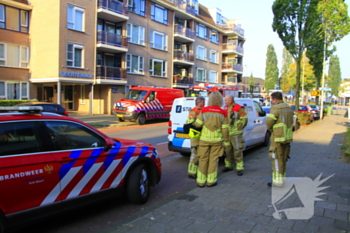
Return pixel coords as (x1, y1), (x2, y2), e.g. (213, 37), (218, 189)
(0, 0), (245, 114)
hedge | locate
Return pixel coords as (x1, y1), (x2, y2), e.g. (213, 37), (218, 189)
(0, 100), (37, 106)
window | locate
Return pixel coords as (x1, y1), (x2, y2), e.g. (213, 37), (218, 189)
(209, 50), (218, 63)
(0, 5), (29, 32)
(216, 12), (222, 26)
(210, 30), (219, 44)
(0, 43), (29, 68)
(128, 0), (145, 16)
(227, 75), (236, 83)
(196, 45), (207, 61)
(81, 85), (85, 104)
(126, 54), (144, 74)
(5, 82), (28, 100)
(196, 68), (206, 82)
(150, 59), (166, 77)
(67, 43), (83, 68)
(127, 23), (145, 45)
(0, 5), (4, 28)
(21, 83), (28, 99)
(196, 24), (207, 39)
(67, 5), (84, 31)
(208, 70), (218, 83)
(150, 31), (167, 51)
(0, 122), (42, 156)
(20, 10), (28, 33)
(45, 121), (104, 151)
(151, 4), (168, 25)
(0, 82), (5, 99)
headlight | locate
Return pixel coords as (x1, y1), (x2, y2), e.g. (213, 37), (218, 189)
(127, 106), (136, 112)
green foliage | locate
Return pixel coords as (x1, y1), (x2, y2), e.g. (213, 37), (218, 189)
(328, 55), (342, 96)
(249, 74), (254, 95)
(0, 100), (36, 106)
(341, 128), (350, 163)
(280, 48), (294, 93)
(296, 112), (313, 125)
(265, 44), (279, 93)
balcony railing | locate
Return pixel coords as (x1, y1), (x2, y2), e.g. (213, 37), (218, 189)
(174, 51), (194, 63)
(174, 24), (195, 39)
(222, 63), (243, 72)
(174, 0), (196, 15)
(97, 31), (128, 48)
(222, 43), (244, 54)
(222, 23), (245, 36)
(96, 66), (127, 80)
(173, 75), (194, 85)
(98, 0), (128, 16)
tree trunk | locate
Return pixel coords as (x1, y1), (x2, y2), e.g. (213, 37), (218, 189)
(295, 58), (301, 112)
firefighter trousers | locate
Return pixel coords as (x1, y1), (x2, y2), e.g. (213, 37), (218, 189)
(188, 146), (200, 176)
(224, 134), (244, 171)
(269, 138), (291, 186)
(196, 141), (223, 187)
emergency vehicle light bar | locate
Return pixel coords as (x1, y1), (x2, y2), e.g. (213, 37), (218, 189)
(0, 106), (44, 113)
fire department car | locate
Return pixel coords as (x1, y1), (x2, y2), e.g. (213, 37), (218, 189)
(0, 106), (161, 232)
(168, 97), (270, 156)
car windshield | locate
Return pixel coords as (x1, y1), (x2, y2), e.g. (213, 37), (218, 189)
(291, 105), (307, 111)
(125, 90), (148, 101)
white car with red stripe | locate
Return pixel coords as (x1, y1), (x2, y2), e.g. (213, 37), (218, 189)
(0, 106), (161, 233)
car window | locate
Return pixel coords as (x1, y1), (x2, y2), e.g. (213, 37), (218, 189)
(0, 122), (42, 156)
(254, 101), (264, 116)
(41, 105), (58, 112)
(300, 106), (307, 111)
(45, 121), (105, 151)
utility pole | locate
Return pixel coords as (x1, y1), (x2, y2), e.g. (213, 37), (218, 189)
(320, 23), (327, 120)
(302, 54), (305, 104)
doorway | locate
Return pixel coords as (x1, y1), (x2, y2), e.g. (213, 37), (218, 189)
(63, 85), (74, 110)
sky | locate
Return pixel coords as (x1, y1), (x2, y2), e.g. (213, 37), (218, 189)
(199, 0), (350, 80)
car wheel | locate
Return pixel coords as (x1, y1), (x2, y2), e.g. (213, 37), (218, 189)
(127, 164), (150, 204)
(136, 114), (146, 125)
(262, 131), (270, 147)
(180, 152), (190, 157)
(118, 117), (125, 122)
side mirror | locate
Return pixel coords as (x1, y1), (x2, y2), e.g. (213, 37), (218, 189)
(260, 111), (266, 117)
(104, 137), (115, 151)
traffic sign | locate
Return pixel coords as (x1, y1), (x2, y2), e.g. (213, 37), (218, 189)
(319, 88), (332, 91)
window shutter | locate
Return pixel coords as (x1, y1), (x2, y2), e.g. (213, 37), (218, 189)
(126, 54), (131, 72)
(139, 56), (144, 72)
(196, 24), (199, 37)
(151, 4), (155, 20)
(140, 0), (145, 16)
(140, 27), (145, 45)
(164, 9), (168, 24)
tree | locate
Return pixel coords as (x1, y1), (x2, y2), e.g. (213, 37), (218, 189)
(280, 48), (294, 93)
(265, 44), (279, 93)
(328, 54), (342, 96)
(249, 73), (254, 95)
(272, 0), (321, 111)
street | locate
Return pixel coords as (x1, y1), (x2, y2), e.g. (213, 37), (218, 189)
(16, 123), (268, 233)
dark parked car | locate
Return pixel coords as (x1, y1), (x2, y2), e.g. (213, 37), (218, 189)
(15, 102), (69, 116)
(308, 104), (320, 120)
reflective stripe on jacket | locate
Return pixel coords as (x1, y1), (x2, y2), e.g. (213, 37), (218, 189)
(225, 103), (248, 135)
(187, 107), (202, 124)
(266, 101), (294, 143)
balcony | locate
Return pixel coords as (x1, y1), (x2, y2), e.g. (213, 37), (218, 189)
(96, 66), (127, 84)
(173, 75), (194, 86)
(222, 63), (243, 73)
(222, 23), (245, 37)
(97, 0), (129, 22)
(174, 0), (197, 17)
(96, 31), (128, 53)
(222, 43), (244, 55)
(174, 24), (195, 42)
(173, 51), (194, 65)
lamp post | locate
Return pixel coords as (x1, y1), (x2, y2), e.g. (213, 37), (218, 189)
(320, 23), (327, 120)
(302, 55), (305, 104)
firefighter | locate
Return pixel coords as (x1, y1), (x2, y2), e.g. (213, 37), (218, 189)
(266, 92), (294, 187)
(222, 95), (248, 176)
(187, 96), (205, 179)
(193, 92), (229, 187)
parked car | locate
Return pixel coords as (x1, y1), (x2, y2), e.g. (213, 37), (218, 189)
(0, 106), (161, 233)
(308, 104), (320, 120)
(262, 105), (299, 131)
(15, 102), (69, 116)
(291, 105), (314, 122)
(262, 106), (271, 113)
(168, 97), (270, 156)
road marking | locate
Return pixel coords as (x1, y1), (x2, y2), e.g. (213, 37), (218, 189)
(156, 142), (168, 145)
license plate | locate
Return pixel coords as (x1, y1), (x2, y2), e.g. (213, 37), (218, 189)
(176, 133), (190, 138)
(117, 115), (124, 118)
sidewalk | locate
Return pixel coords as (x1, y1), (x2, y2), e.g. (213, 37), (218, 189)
(105, 109), (350, 233)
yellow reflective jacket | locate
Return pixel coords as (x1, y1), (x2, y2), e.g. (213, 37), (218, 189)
(225, 103), (248, 136)
(266, 101), (294, 143)
(193, 106), (229, 146)
(187, 106), (202, 143)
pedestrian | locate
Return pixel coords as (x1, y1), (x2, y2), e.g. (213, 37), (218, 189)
(222, 95), (248, 176)
(187, 96), (205, 179)
(266, 92), (294, 187)
(193, 91), (229, 187)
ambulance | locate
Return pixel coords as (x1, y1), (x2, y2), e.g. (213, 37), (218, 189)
(167, 97), (270, 156)
(113, 86), (184, 125)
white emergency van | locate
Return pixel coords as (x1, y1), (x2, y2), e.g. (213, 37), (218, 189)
(167, 97), (270, 156)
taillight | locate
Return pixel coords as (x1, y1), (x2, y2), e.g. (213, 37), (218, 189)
(168, 121), (172, 134)
(64, 110), (69, 116)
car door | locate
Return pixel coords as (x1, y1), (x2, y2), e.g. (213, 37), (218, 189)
(0, 121), (61, 215)
(41, 120), (128, 205)
(252, 101), (267, 143)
